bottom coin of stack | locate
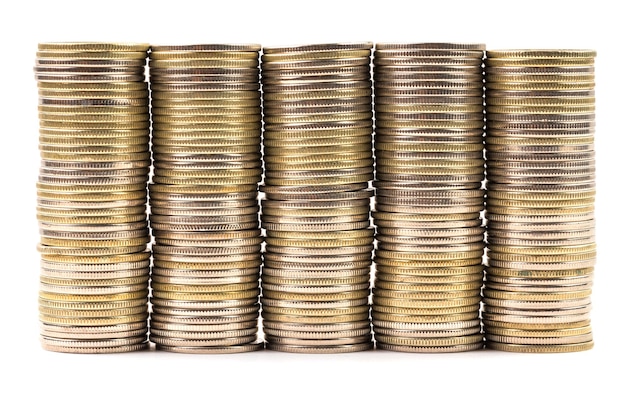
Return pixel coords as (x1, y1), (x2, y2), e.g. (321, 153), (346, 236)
(261, 187), (375, 353)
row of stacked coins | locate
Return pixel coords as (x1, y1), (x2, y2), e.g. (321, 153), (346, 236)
(371, 43), (486, 352)
(148, 45), (264, 353)
(35, 43), (151, 353)
(260, 43), (375, 353)
(483, 50), (596, 353)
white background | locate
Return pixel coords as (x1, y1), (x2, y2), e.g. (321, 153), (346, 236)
(1, 0), (624, 416)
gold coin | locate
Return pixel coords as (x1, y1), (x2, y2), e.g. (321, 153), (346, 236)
(373, 296), (482, 308)
(261, 311), (370, 324)
(486, 341), (593, 353)
(372, 311), (479, 323)
(151, 282), (258, 293)
(150, 50), (259, 60)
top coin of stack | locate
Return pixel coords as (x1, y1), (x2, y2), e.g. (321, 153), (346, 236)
(260, 43), (375, 353)
(484, 50), (596, 353)
(371, 43), (486, 352)
(148, 44), (264, 353)
(35, 42), (151, 353)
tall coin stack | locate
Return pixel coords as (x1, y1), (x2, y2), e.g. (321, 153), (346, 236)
(35, 42), (151, 353)
(484, 50), (596, 353)
(148, 45), (264, 353)
(260, 43), (375, 353)
(371, 43), (486, 352)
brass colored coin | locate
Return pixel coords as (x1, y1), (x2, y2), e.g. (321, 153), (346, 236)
(375, 333), (483, 347)
(486, 267), (594, 279)
(485, 276), (592, 287)
(486, 341), (593, 353)
(151, 44), (261, 52)
(375, 281), (482, 292)
(374, 257), (481, 268)
(486, 325), (592, 338)
(151, 282), (259, 293)
(487, 243), (595, 256)
(373, 288), (480, 300)
(40, 252), (150, 264)
(39, 274), (149, 287)
(373, 296), (482, 309)
(261, 312), (369, 324)
(483, 319), (591, 330)
(39, 305), (147, 318)
(40, 313), (149, 326)
(149, 59), (259, 69)
(149, 328), (258, 341)
(262, 267), (370, 279)
(487, 251), (596, 264)
(37, 245), (147, 257)
(261, 57), (370, 71)
(265, 335), (372, 347)
(262, 306), (370, 317)
(375, 249), (484, 261)
(376, 273), (484, 285)
(372, 311), (479, 324)
(39, 42), (150, 52)
(264, 327), (371, 340)
(485, 57), (595, 67)
(482, 298), (591, 311)
(262, 289), (369, 302)
(483, 288), (592, 301)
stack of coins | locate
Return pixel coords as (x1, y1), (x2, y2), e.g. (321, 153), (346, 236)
(260, 43), (375, 353)
(35, 42), (151, 353)
(148, 44), (264, 353)
(371, 43), (486, 352)
(484, 50), (596, 353)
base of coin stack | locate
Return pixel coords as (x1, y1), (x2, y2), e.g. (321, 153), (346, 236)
(371, 43), (486, 352)
(35, 42), (152, 353)
(148, 44), (264, 353)
(483, 49), (596, 353)
(260, 43), (375, 353)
